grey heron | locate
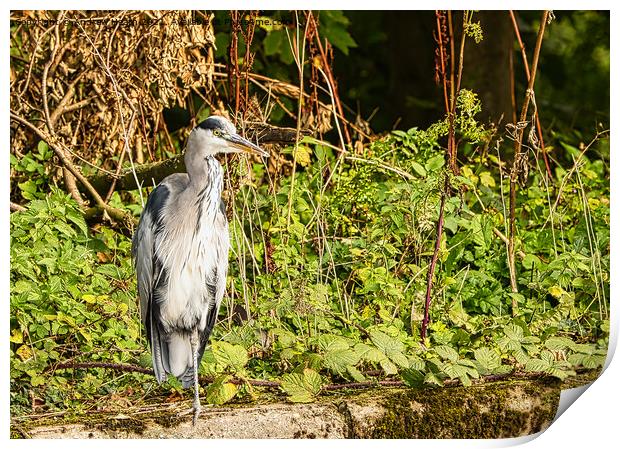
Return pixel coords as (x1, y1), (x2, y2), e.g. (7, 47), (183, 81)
(131, 116), (268, 425)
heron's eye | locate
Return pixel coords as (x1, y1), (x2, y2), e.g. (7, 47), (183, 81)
(213, 129), (221, 137)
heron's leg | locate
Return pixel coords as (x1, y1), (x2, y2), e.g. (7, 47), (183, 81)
(190, 329), (201, 426)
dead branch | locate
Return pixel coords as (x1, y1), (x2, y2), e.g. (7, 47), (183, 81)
(10, 111), (135, 228)
(509, 11), (552, 179)
(85, 124), (311, 196)
(10, 202), (27, 213)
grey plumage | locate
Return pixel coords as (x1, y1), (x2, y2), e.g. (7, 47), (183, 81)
(132, 116), (268, 424)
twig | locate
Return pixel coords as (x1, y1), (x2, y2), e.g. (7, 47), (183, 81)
(10, 202), (27, 212)
(493, 227), (526, 260)
(344, 156), (414, 181)
(19, 25), (55, 96)
(211, 68), (372, 140)
(509, 43), (517, 125)
(509, 11), (552, 178)
(41, 13), (85, 207)
(329, 313), (372, 339)
(507, 11), (549, 307)
(447, 11), (469, 175)
(448, 11), (456, 106)
(49, 361), (153, 375)
(75, 20), (142, 207)
(306, 12), (351, 145)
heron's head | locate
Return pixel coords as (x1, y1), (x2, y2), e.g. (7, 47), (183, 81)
(189, 116), (269, 158)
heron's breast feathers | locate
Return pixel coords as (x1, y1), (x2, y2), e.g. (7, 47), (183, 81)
(154, 208), (229, 332)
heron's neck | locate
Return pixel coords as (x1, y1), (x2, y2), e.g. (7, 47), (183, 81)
(187, 156), (223, 200)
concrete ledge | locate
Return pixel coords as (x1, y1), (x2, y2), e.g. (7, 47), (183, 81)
(16, 376), (593, 439)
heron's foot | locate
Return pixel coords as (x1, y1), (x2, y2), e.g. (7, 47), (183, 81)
(192, 399), (201, 426)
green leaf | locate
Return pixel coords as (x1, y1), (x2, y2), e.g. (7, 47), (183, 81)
(264, 30), (284, 56)
(31, 375), (46, 387)
(354, 343), (386, 363)
(568, 353), (605, 369)
(503, 324), (524, 341)
(66, 209), (88, 236)
(479, 171), (496, 187)
(53, 222), (76, 238)
(388, 351), (410, 368)
(16, 345), (33, 361)
(212, 341), (248, 372)
(323, 348), (360, 375)
(95, 264), (122, 279)
(320, 11), (357, 55)
(548, 285), (566, 299)
(18, 180), (39, 200)
(544, 336), (574, 351)
(522, 254), (541, 270)
(281, 368), (323, 403)
(204, 375), (238, 405)
(425, 154), (445, 172)
(82, 294), (98, 304)
(10, 329), (23, 344)
(424, 371), (443, 386)
(513, 349), (530, 365)
(37, 140), (49, 156)
(346, 365), (366, 382)
(408, 355), (426, 371)
(434, 345), (459, 363)
(380, 358), (398, 375)
(546, 367), (571, 380)
(410, 161), (427, 177)
(473, 347), (501, 371)
(402, 369), (425, 387)
(524, 358), (551, 372)
(370, 329), (404, 357)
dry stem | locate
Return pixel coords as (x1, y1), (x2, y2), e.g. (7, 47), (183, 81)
(507, 11), (549, 310)
(509, 11), (552, 179)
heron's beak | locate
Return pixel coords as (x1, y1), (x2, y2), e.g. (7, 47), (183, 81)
(227, 134), (270, 158)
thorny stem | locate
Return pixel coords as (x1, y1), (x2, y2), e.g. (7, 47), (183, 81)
(242, 11), (258, 119)
(435, 11), (450, 113)
(448, 11), (456, 107)
(509, 10), (553, 179)
(421, 10), (471, 342)
(447, 11), (469, 175)
(507, 10), (549, 308)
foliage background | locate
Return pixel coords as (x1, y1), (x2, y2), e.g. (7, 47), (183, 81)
(10, 10), (609, 417)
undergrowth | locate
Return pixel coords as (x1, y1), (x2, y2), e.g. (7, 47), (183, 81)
(10, 92), (609, 413)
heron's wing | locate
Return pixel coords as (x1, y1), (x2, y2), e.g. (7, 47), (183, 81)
(132, 183), (172, 382)
(132, 184), (171, 320)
